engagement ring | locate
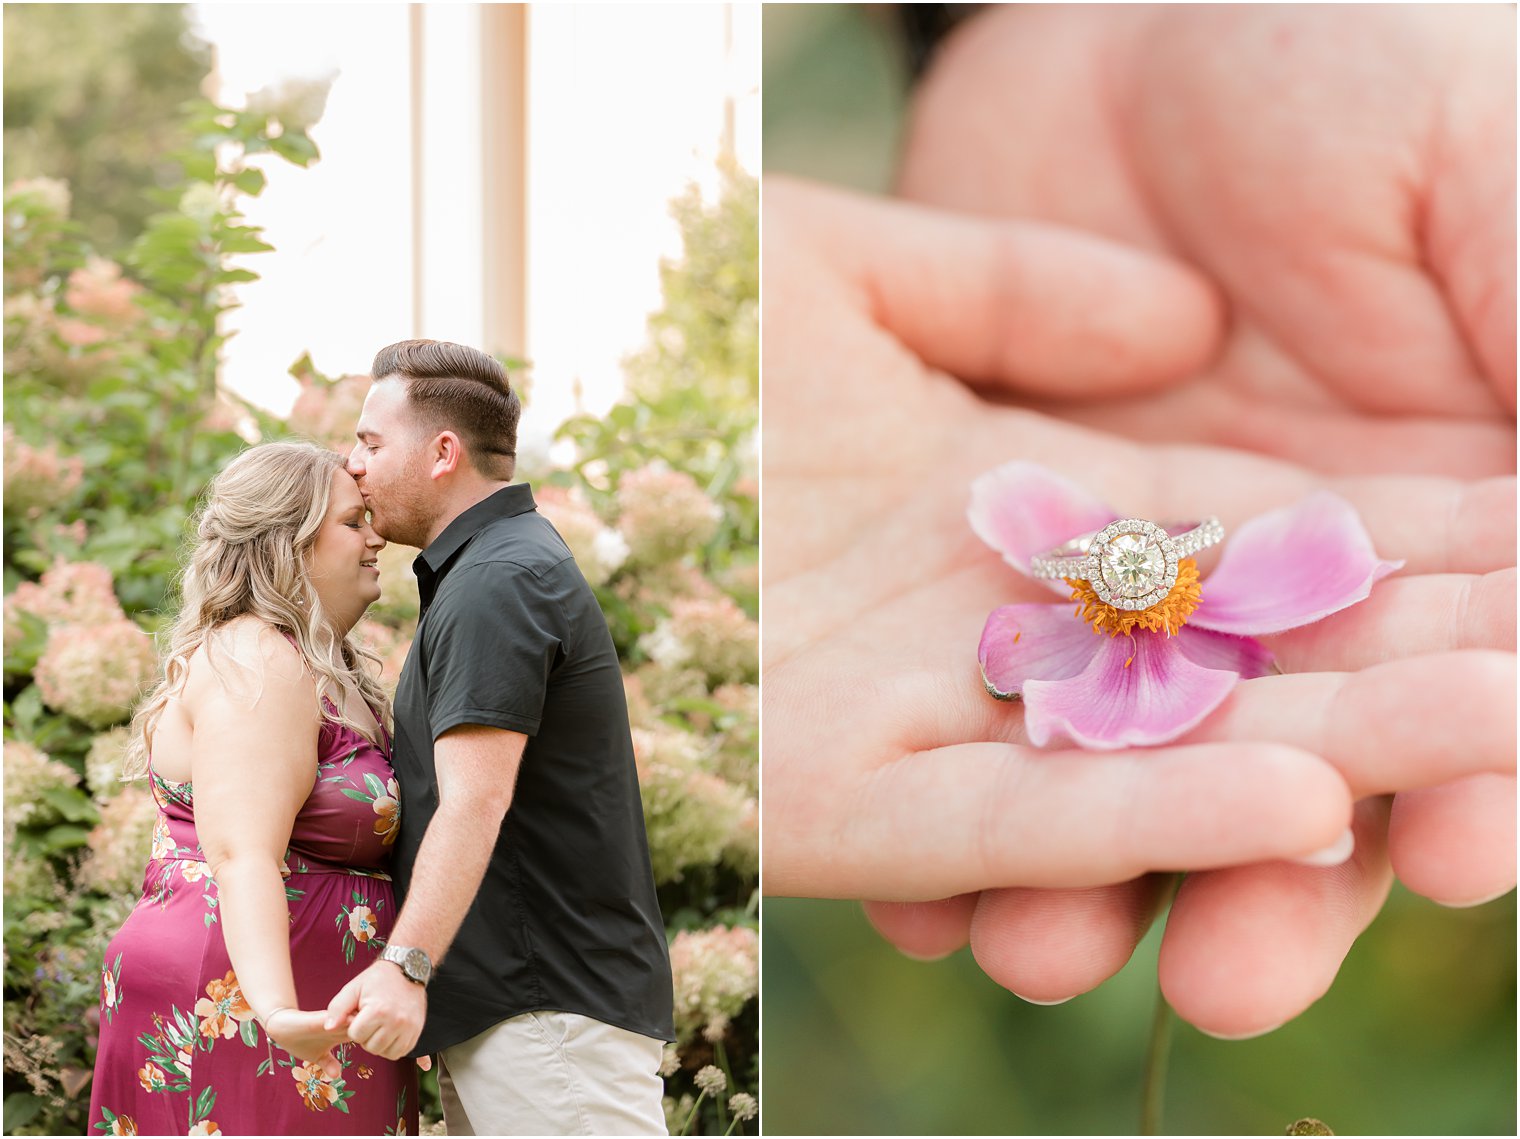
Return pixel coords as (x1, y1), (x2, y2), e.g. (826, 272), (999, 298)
(1030, 517), (1224, 611)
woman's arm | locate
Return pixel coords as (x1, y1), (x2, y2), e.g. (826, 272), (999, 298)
(188, 619), (347, 1073)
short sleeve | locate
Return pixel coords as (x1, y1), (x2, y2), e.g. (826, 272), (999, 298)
(421, 560), (567, 740)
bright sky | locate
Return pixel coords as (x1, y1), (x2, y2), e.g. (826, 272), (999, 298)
(188, 3), (759, 449)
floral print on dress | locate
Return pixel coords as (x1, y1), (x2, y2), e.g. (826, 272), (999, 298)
(101, 954), (123, 1024)
(136, 1062), (168, 1093)
(94, 1108), (137, 1135)
(338, 771), (401, 847)
(194, 971), (255, 1044)
(336, 890), (386, 964)
(89, 705), (416, 1134)
(371, 777), (400, 846)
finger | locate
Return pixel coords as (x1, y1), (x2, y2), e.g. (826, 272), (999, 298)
(1158, 798), (1393, 1039)
(319, 1048), (341, 1081)
(766, 176), (1225, 397)
(1323, 474), (1515, 576)
(968, 878), (1170, 1004)
(1389, 774), (1517, 906)
(862, 895), (978, 960)
(1154, 470), (1515, 577)
(797, 741), (1351, 900)
(324, 977), (363, 1031)
(1183, 652), (1516, 798)
(1267, 569), (1516, 672)
(417, 1055), (433, 1072)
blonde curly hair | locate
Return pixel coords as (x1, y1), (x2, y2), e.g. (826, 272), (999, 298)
(124, 441), (391, 779)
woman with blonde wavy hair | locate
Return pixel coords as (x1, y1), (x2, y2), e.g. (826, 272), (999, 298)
(88, 441), (418, 1136)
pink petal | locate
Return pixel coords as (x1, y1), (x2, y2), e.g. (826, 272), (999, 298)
(1191, 492), (1403, 636)
(1023, 631), (1240, 750)
(968, 461), (1116, 591)
(1172, 625), (1277, 680)
(978, 603), (1103, 700)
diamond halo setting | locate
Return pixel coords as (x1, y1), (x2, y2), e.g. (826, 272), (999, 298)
(1029, 516), (1224, 613)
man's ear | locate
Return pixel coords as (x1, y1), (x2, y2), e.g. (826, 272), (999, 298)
(429, 430), (465, 480)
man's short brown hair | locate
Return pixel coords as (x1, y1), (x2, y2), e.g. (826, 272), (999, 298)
(371, 339), (520, 481)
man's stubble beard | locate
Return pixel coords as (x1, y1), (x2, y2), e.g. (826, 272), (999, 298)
(370, 469), (439, 551)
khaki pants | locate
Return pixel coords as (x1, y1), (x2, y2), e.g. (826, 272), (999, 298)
(437, 1011), (667, 1136)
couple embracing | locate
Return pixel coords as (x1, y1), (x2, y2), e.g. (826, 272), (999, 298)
(88, 340), (675, 1136)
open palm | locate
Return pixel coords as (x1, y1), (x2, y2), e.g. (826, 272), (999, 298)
(762, 176), (1515, 1037)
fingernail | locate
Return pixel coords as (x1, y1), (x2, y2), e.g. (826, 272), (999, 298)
(1010, 991), (1075, 1006)
(1291, 828), (1355, 868)
(1440, 885), (1515, 909)
(1199, 1020), (1284, 1041)
(898, 948), (955, 963)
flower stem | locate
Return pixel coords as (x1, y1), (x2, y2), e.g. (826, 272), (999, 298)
(679, 1090), (709, 1136)
(1140, 874), (1185, 1136)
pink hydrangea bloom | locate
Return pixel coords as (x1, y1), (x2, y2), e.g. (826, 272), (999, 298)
(641, 596), (759, 687)
(35, 619), (157, 728)
(971, 461), (1401, 750)
(631, 726), (748, 884)
(4, 559), (124, 656)
(64, 257), (143, 324)
(287, 371), (372, 452)
(536, 485), (628, 586)
(668, 924), (758, 1044)
(615, 463), (721, 565)
(2, 427), (84, 517)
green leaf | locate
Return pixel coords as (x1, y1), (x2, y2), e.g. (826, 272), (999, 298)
(269, 131), (320, 166)
(41, 824), (92, 850)
(229, 167), (267, 196)
(338, 788), (372, 803)
(363, 772), (385, 800)
(40, 785), (98, 824)
(239, 1016), (258, 1047)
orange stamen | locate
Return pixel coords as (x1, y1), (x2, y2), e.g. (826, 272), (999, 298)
(1066, 558), (1203, 638)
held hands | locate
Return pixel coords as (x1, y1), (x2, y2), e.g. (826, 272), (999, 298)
(261, 1008), (350, 1080)
(324, 959), (427, 1062)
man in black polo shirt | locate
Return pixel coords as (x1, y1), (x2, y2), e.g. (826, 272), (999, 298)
(325, 339), (674, 1135)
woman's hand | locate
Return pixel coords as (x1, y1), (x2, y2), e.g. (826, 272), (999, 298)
(761, 175), (1516, 1037)
(262, 1008), (351, 1079)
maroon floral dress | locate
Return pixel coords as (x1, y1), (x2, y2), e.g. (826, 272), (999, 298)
(88, 704), (418, 1136)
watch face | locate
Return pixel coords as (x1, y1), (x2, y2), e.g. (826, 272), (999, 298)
(403, 948), (430, 980)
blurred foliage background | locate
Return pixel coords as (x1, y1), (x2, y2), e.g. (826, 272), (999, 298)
(761, 5), (1517, 1135)
(4, 5), (756, 1135)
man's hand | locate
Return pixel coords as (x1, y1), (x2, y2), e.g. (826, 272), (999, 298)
(901, 5), (1516, 472)
(325, 960), (427, 1061)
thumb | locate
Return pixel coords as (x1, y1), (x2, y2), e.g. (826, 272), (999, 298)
(324, 976), (363, 1030)
(318, 1047), (342, 1081)
(767, 175), (1225, 399)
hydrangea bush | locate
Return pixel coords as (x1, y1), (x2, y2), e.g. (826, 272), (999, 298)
(3, 98), (758, 1134)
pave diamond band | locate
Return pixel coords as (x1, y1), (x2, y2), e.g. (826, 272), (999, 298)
(1030, 517), (1224, 611)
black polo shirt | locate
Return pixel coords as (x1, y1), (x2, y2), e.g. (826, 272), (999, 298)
(390, 483), (674, 1055)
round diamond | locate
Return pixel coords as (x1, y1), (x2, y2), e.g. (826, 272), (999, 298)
(1099, 531), (1166, 600)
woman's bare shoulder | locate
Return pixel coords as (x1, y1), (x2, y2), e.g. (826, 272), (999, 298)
(184, 616), (314, 710)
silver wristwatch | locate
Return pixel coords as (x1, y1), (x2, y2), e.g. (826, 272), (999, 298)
(380, 944), (433, 987)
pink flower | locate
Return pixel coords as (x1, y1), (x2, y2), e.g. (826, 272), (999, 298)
(971, 462), (1401, 750)
(65, 257), (143, 323)
(34, 619), (157, 728)
(615, 463), (721, 565)
(668, 924), (758, 1044)
(2, 426), (84, 517)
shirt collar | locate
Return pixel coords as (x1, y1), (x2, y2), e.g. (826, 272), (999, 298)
(412, 483), (538, 598)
